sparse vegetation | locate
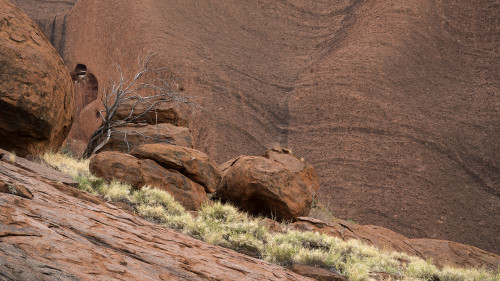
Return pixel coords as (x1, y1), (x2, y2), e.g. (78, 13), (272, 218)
(42, 151), (500, 281)
(8, 151), (16, 163)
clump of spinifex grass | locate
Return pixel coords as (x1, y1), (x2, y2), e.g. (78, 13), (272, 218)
(42, 151), (500, 281)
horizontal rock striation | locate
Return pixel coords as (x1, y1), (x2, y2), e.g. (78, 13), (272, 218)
(14, 0), (498, 253)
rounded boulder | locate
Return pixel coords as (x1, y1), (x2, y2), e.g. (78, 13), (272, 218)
(217, 156), (313, 221)
(0, 0), (74, 156)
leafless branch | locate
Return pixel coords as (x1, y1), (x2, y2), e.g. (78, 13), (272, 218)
(81, 52), (193, 159)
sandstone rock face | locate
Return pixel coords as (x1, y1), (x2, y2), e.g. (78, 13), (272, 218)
(132, 144), (220, 193)
(64, 64), (102, 157)
(0, 153), (311, 280)
(90, 151), (207, 210)
(264, 148), (320, 195)
(8, 0), (78, 52)
(20, 0), (498, 253)
(113, 98), (191, 128)
(289, 217), (500, 270)
(101, 123), (194, 154)
(0, 0), (74, 156)
(217, 156), (312, 221)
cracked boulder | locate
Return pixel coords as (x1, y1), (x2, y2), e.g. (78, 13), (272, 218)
(132, 143), (221, 193)
(217, 156), (313, 221)
(90, 151), (208, 210)
(0, 0), (74, 156)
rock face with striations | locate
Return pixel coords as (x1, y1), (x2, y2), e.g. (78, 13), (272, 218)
(0, 0), (74, 156)
(14, 0), (499, 253)
(8, 0), (78, 52)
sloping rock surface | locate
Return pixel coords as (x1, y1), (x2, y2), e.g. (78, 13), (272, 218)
(0, 0), (74, 156)
(0, 152), (311, 281)
(289, 217), (500, 270)
(15, 0), (499, 253)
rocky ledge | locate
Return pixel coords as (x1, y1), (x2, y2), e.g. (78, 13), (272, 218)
(0, 149), (309, 281)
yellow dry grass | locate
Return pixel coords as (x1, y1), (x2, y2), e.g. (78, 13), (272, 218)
(42, 151), (500, 281)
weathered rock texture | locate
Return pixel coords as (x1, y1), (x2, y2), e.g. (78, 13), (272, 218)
(0, 151), (311, 281)
(101, 123), (194, 154)
(8, 0), (78, 53)
(264, 148), (320, 195)
(0, 0), (74, 156)
(64, 64), (102, 157)
(16, 0), (499, 253)
(90, 151), (207, 210)
(289, 217), (500, 270)
(217, 156), (313, 221)
(132, 144), (221, 193)
(289, 264), (347, 281)
(113, 98), (192, 128)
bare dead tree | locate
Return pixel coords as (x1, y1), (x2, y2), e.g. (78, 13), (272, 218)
(81, 53), (190, 159)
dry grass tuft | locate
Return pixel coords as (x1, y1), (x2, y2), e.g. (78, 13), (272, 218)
(42, 151), (500, 281)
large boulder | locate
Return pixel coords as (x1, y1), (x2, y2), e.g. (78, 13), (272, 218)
(0, 0), (74, 156)
(132, 144), (220, 193)
(101, 123), (194, 154)
(264, 147), (320, 195)
(217, 156), (313, 221)
(90, 151), (207, 210)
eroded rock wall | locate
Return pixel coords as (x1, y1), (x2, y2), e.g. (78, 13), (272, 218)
(13, 0), (498, 253)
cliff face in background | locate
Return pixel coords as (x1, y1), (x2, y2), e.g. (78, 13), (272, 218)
(11, 0), (500, 254)
(8, 0), (78, 53)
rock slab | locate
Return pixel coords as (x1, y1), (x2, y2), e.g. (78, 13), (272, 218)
(264, 147), (320, 195)
(101, 123), (194, 154)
